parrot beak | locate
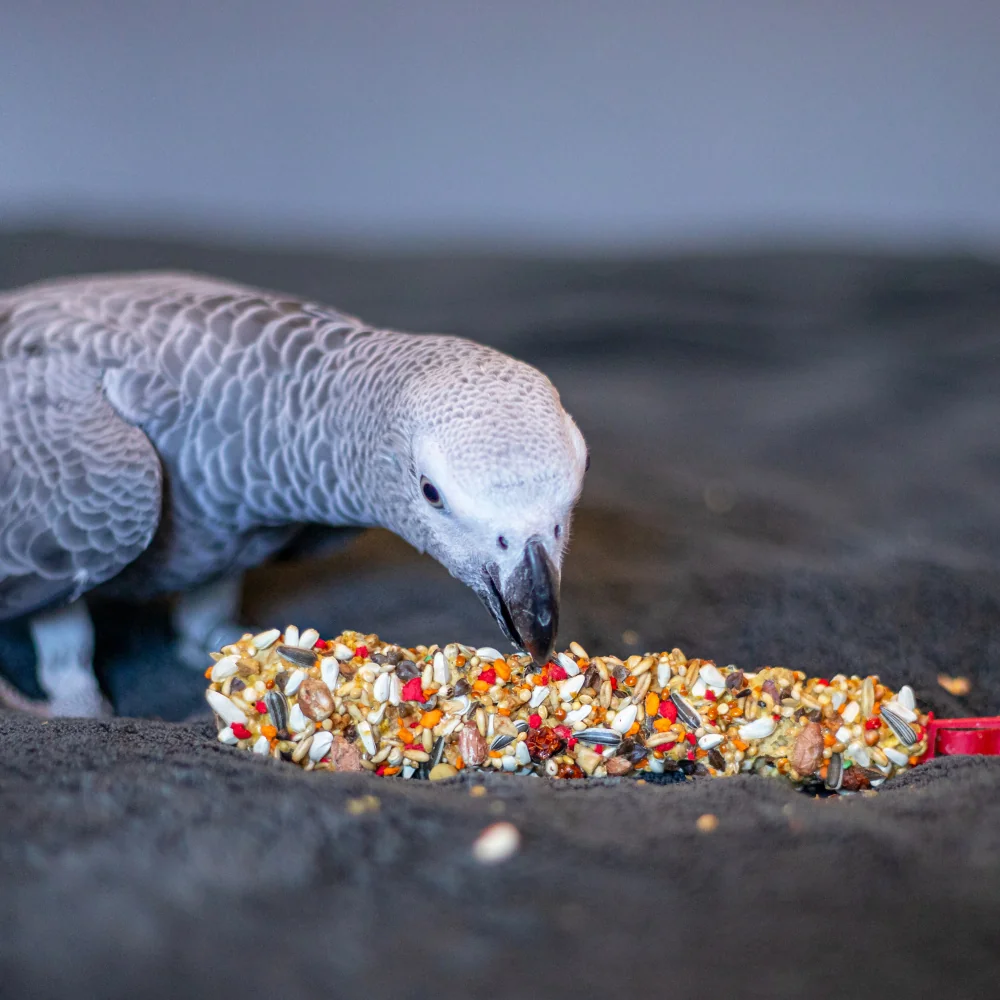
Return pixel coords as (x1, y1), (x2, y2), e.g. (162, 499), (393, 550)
(481, 536), (560, 665)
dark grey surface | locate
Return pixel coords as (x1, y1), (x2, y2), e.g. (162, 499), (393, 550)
(1, 230), (999, 998)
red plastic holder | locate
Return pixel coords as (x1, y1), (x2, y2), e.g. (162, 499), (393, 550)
(919, 713), (1000, 760)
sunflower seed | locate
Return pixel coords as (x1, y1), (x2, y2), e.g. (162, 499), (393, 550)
(575, 727), (622, 747)
(564, 705), (592, 725)
(897, 685), (916, 711)
(283, 625), (299, 647)
(320, 657), (340, 691)
(276, 645), (316, 669)
(357, 720), (377, 756)
(670, 692), (702, 730)
(557, 652), (580, 676)
(738, 717), (776, 740)
(373, 672), (391, 703)
(264, 690), (288, 731)
(433, 651), (449, 685)
(611, 704), (638, 734)
(283, 669), (306, 696)
(699, 664), (726, 689)
(884, 746), (910, 766)
(490, 731), (517, 752)
(333, 642), (354, 661)
(206, 690), (247, 726)
(883, 700), (917, 723)
(529, 685), (550, 709)
(297, 628), (319, 650)
(210, 655), (240, 683)
(288, 703), (309, 733)
(217, 726), (239, 745)
(251, 628), (281, 650)
(306, 730), (332, 762)
(881, 705), (918, 746)
(559, 674), (586, 701)
(825, 752), (843, 790)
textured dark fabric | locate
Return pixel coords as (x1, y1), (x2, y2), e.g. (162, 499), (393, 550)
(1, 230), (998, 998)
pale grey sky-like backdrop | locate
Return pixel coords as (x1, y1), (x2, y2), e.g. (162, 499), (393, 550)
(2, 1), (998, 249)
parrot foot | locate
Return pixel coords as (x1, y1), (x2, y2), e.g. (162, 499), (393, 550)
(29, 600), (113, 719)
(173, 575), (254, 671)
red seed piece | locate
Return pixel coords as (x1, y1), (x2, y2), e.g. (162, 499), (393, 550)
(314, 639), (328, 650)
(687, 750), (696, 761)
(704, 690), (717, 702)
(479, 668), (497, 685)
(659, 700), (678, 722)
(255, 700), (267, 715)
(355, 645), (369, 659)
(567, 737), (578, 749)
(547, 664), (568, 682)
(401, 678), (426, 702)
(815, 678), (830, 686)
(554, 725), (572, 740)
(231, 723), (251, 740)
(685, 732), (696, 745)
(528, 713), (542, 730)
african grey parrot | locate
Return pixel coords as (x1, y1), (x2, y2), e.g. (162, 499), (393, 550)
(0, 272), (587, 717)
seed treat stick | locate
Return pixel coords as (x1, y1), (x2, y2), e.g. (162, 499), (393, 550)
(202, 627), (990, 789)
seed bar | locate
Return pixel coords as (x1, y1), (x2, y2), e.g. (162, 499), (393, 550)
(204, 628), (927, 790)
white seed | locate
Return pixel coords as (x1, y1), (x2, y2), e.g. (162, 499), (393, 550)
(210, 655), (240, 683)
(897, 685), (916, 711)
(288, 703), (308, 733)
(284, 625), (299, 647)
(297, 628), (319, 650)
(501, 755), (517, 772)
(320, 658), (340, 691)
(884, 700), (917, 723)
(569, 641), (589, 659)
(389, 674), (402, 706)
(611, 704), (638, 734)
(690, 677), (707, 698)
(367, 703), (387, 725)
(846, 742), (871, 767)
(698, 733), (724, 750)
(738, 717), (776, 740)
(647, 754), (666, 773)
(558, 675), (586, 701)
(657, 661), (672, 689)
(333, 642), (354, 661)
(216, 726), (239, 745)
(472, 822), (521, 864)
(373, 672), (391, 703)
(515, 741), (532, 766)
(699, 664), (726, 688)
(556, 652), (580, 676)
(836, 726), (853, 744)
(253, 735), (270, 755)
(842, 701), (860, 724)
(564, 705), (592, 725)
(884, 746), (910, 766)
(206, 690), (247, 726)
(831, 691), (847, 710)
(433, 650), (449, 685)
(309, 730), (334, 762)
(251, 628), (280, 650)
(357, 720), (377, 755)
(284, 669), (306, 696)
(476, 647), (504, 662)
(529, 685), (550, 709)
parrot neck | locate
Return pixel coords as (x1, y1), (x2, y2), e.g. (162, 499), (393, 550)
(238, 332), (411, 532)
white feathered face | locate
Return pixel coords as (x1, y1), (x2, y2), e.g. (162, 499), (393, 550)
(390, 355), (588, 663)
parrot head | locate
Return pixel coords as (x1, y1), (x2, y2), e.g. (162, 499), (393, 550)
(382, 339), (588, 664)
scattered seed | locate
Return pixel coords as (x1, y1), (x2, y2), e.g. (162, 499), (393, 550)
(472, 822), (521, 864)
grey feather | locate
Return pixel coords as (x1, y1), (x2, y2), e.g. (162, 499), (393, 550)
(0, 271), (587, 620)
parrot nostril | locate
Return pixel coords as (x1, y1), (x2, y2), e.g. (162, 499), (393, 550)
(554, 524), (561, 539)
(497, 536), (508, 550)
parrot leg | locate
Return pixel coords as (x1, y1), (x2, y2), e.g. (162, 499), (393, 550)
(173, 575), (249, 670)
(29, 600), (112, 718)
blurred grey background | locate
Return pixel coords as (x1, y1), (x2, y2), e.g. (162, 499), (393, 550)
(3, 0), (999, 250)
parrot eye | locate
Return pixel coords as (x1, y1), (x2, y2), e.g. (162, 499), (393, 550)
(420, 476), (444, 508)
